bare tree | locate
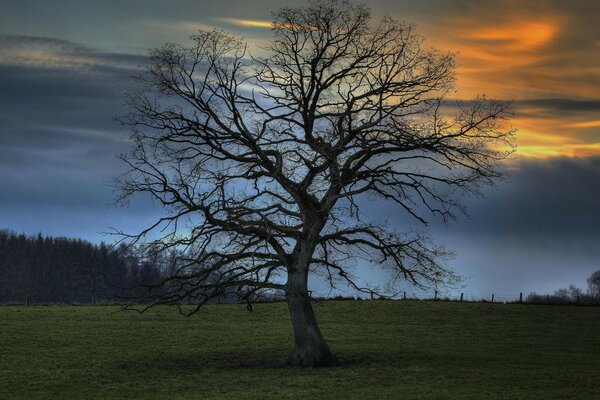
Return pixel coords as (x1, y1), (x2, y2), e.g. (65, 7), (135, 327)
(588, 270), (600, 298)
(554, 284), (583, 303)
(116, 0), (514, 366)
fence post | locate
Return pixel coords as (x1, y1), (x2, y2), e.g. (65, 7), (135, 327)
(519, 292), (523, 303)
(460, 292), (464, 302)
(491, 294), (494, 303)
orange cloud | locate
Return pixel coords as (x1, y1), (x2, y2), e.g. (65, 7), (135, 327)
(568, 120), (600, 129)
(217, 18), (273, 29)
(516, 142), (600, 158)
(513, 119), (600, 158)
(180, 9), (600, 160)
(417, 12), (600, 158)
(215, 18), (317, 32)
(463, 21), (557, 52)
(424, 17), (564, 99)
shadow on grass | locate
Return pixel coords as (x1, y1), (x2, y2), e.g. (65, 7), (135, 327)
(111, 346), (495, 372)
(113, 349), (292, 372)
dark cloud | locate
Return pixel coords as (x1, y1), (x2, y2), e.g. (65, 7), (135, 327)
(444, 158), (600, 294)
(0, 34), (148, 69)
(514, 99), (600, 120)
(518, 98), (600, 112)
(0, 34), (91, 52)
(445, 98), (600, 120)
(458, 157), (600, 237)
(0, 34), (159, 241)
(350, 157), (600, 295)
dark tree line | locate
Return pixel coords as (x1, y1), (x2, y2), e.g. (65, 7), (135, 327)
(0, 230), (162, 304)
(526, 272), (600, 305)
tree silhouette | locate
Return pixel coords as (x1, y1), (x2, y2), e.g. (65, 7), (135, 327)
(0, 230), (156, 304)
(588, 270), (600, 298)
(116, 0), (514, 366)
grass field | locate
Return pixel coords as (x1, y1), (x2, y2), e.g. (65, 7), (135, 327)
(1, 301), (598, 399)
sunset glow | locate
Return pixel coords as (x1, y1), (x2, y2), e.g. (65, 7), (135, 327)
(205, 11), (600, 159)
(1, 5), (596, 159)
(569, 120), (600, 129)
(464, 21), (557, 51)
(416, 11), (599, 158)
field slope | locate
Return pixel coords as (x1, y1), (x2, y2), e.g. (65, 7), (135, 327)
(1, 301), (598, 399)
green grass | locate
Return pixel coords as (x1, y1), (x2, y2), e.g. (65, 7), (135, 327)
(1, 301), (598, 399)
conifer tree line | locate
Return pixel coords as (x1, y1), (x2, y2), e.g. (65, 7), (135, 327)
(0, 230), (163, 304)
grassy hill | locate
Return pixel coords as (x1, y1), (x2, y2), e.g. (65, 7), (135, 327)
(1, 301), (598, 399)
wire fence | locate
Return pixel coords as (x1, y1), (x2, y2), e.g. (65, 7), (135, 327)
(3, 290), (599, 306)
(324, 291), (524, 303)
(314, 289), (600, 305)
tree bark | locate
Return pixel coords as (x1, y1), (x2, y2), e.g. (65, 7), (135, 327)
(286, 269), (334, 367)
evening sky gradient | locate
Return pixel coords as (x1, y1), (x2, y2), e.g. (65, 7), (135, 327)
(1, 0), (599, 297)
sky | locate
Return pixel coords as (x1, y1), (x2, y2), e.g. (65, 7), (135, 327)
(1, 0), (599, 298)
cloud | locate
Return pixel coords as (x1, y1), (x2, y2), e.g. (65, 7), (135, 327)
(445, 156), (600, 293)
(459, 156), (600, 237)
(361, 156), (600, 240)
(6, 2), (591, 161)
(516, 98), (600, 116)
(0, 35), (159, 240)
(356, 156), (600, 294)
(461, 21), (557, 52)
(511, 100), (600, 157)
(395, 0), (599, 105)
(216, 18), (274, 29)
(568, 120), (600, 129)
(439, 98), (600, 157)
(0, 34), (146, 71)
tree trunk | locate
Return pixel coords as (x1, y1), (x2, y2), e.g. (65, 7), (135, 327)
(286, 271), (334, 367)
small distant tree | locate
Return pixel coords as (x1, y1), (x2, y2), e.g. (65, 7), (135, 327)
(588, 270), (600, 298)
(554, 284), (582, 303)
(116, 0), (514, 366)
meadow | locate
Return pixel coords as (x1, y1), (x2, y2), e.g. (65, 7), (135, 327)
(1, 301), (598, 399)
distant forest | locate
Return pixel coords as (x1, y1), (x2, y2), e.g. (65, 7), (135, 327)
(0, 230), (162, 304)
